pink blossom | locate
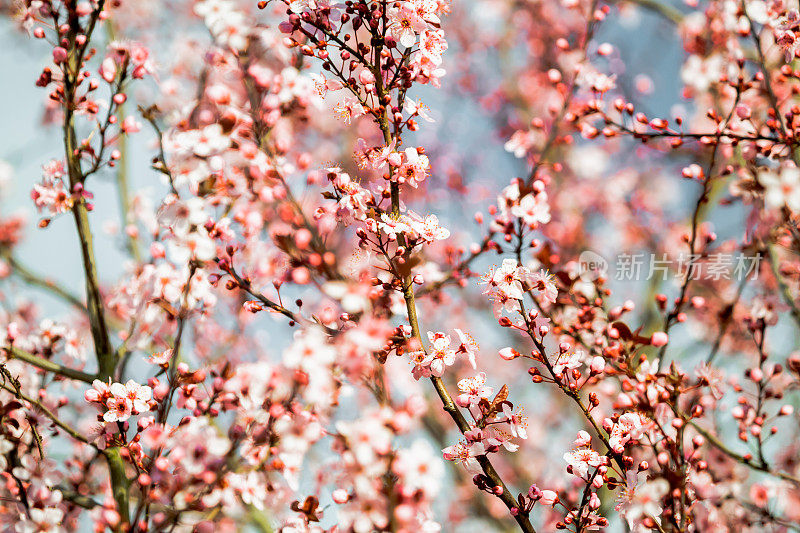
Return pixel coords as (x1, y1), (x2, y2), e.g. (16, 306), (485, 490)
(426, 331), (456, 376)
(104, 396), (133, 423)
(396, 148), (430, 187)
(540, 490), (559, 506)
(334, 97), (366, 124)
(456, 373), (493, 408)
(442, 440), (484, 473)
(527, 270), (558, 304)
(388, 4), (426, 48)
(454, 328), (478, 368)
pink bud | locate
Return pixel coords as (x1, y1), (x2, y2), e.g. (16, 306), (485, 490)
(574, 430), (591, 447)
(691, 296), (705, 308)
(297, 152), (312, 170)
(121, 116), (141, 134)
(499, 347), (520, 360)
(154, 382), (169, 401)
(193, 522), (215, 533)
(102, 510), (121, 528)
(650, 332), (668, 347)
(6, 322), (19, 341)
(547, 69), (562, 83)
(358, 69), (376, 85)
(52, 47), (68, 64)
(84, 389), (101, 402)
(735, 104), (751, 119)
(294, 229), (313, 249)
(291, 266), (310, 284)
(150, 242), (166, 259)
(597, 43), (613, 56)
(540, 490), (558, 505)
(681, 164), (704, 180)
(76, 1), (93, 15)
(100, 57), (117, 83)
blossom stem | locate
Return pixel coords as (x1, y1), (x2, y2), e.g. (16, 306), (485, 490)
(58, 487), (101, 510)
(0, 375), (96, 448)
(105, 21), (142, 263)
(156, 266), (197, 425)
(375, 72), (536, 533)
(60, 1), (129, 526)
(611, 0), (684, 24)
(766, 244), (800, 330)
(520, 297), (627, 473)
(687, 420), (800, 486)
(657, 86), (742, 371)
(62, 27), (116, 379)
(3, 346), (95, 384)
(105, 447), (131, 525)
(415, 235), (495, 297)
(2, 252), (88, 313)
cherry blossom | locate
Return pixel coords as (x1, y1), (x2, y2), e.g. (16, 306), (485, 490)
(456, 373), (493, 408)
(4, 0), (800, 530)
(485, 258), (527, 300)
(501, 404), (529, 440)
(563, 447), (604, 479)
(426, 331), (456, 377)
(103, 395), (133, 423)
(396, 148), (430, 187)
(405, 212), (450, 242)
(759, 164), (800, 213)
(442, 440), (484, 474)
(511, 192), (552, 228)
(388, 3), (427, 47)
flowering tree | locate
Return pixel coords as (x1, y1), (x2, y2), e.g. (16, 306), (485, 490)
(1, 0), (800, 530)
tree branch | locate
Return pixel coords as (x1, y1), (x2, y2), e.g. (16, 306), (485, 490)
(3, 346), (95, 383)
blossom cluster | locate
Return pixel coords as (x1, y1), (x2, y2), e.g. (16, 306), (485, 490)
(2, 0), (800, 531)
(85, 380), (154, 423)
